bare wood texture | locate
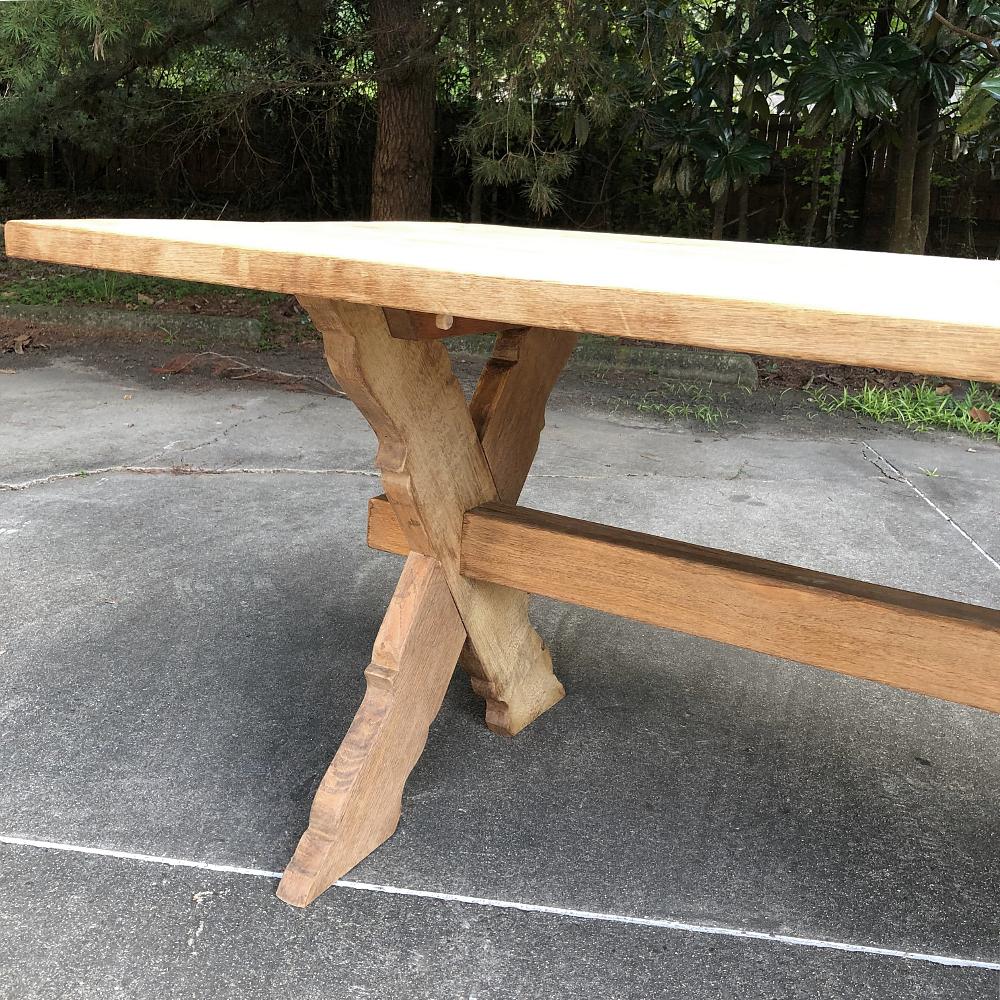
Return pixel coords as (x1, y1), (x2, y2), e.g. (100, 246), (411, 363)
(302, 295), (563, 736)
(383, 308), (525, 341)
(455, 327), (577, 677)
(278, 552), (466, 908)
(469, 329), (579, 502)
(7, 219), (1000, 380)
(369, 493), (412, 554)
(367, 499), (1000, 714)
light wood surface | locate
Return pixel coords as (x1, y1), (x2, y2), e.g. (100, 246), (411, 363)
(456, 327), (577, 677)
(468, 328), (579, 503)
(303, 296), (563, 736)
(278, 552), (466, 908)
(383, 308), (523, 340)
(367, 498), (1000, 714)
(7, 218), (1000, 379)
(279, 311), (574, 905)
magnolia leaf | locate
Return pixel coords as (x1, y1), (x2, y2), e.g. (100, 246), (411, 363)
(676, 159), (695, 197)
(969, 406), (993, 423)
(958, 90), (997, 135)
(981, 74), (1000, 100)
(574, 112), (590, 147)
(709, 174), (729, 203)
(558, 112), (574, 146)
(653, 157), (674, 194)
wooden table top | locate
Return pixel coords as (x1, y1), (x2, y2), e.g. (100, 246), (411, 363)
(6, 218), (1000, 380)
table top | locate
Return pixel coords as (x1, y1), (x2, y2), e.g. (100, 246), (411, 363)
(6, 218), (1000, 380)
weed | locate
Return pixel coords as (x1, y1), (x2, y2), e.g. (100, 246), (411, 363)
(809, 381), (1000, 442)
(0, 271), (228, 306)
(611, 391), (724, 428)
(255, 307), (281, 351)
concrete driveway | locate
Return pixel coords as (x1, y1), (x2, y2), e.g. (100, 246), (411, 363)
(2, 348), (998, 999)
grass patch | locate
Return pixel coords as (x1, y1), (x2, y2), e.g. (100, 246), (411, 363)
(809, 381), (1000, 441)
(610, 387), (725, 427)
(0, 270), (282, 307)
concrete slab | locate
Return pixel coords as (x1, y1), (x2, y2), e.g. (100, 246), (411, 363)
(3, 469), (998, 959)
(0, 356), (377, 485)
(1, 844), (994, 1000)
(864, 435), (1000, 562)
(2, 352), (999, 994)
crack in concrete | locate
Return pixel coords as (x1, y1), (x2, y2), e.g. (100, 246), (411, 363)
(862, 442), (1000, 576)
(3, 464), (875, 493)
(0, 466), (380, 492)
(149, 400), (319, 462)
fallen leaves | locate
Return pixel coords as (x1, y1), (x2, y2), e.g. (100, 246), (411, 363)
(151, 353), (197, 375)
(0, 368), (15, 375)
(968, 406), (993, 424)
(934, 384), (953, 396)
(1, 332), (47, 355)
(151, 351), (345, 397)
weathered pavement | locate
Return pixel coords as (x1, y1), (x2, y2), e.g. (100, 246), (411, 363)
(1, 351), (999, 999)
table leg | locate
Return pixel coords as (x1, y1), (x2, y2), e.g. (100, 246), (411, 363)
(278, 553), (465, 907)
(278, 299), (574, 906)
(457, 326), (578, 690)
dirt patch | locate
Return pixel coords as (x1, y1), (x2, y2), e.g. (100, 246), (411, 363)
(754, 356), (957, 394)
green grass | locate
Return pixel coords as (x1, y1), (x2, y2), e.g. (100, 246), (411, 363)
(610, 388), (724, 427)
(0, 270), (282, 307)
(809, 381), (1000, 441)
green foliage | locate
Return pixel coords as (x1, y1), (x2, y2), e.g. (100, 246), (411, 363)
(810, 382), (1000, 441)
(611, 392), (725, 428)
(783, 32), (912, 135)
(3, 0), (1000, 243)
(0, 270), (228, 305)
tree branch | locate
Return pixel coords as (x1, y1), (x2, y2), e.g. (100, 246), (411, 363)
(932, 11), (1000, 61)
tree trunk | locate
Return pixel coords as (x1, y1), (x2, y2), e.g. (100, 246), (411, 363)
(888, 100), (919, 252)
(889, 93), (938, 254)
(370, 0), (436, 221)
(711, 194), (728, 240)
(842, 120), (876, 248)
(737, 185), (750, 241)
(467, 0), (483, 223)
(909, 98), (939, 253)
(824, 138), (847, 246)
(889, 0), (945, 254)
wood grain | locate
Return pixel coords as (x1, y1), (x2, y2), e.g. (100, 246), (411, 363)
(382, 308), (524, 340)
(367, 499), (1000, 714)
(303, 296), (564, 736)
(277, 552), (466, 908)
(7, 218), (1000, 379)
(468, 328), (579, 503)
(455, 326), (577, 678)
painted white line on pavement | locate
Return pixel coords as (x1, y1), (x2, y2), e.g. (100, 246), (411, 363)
(1, 834), (283, 879)
(3, 833), (998, 972)
(863, 442), (1000, 574)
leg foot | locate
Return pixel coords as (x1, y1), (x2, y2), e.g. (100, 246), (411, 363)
(278, 553), (465, 907)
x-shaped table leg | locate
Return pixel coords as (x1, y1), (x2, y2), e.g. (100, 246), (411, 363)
(278, 299), (577, 906)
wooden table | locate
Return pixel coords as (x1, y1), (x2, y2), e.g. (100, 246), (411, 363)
(6, 219), (1000, 908)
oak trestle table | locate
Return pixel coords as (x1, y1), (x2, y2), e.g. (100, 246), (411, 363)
(6, 219), (1000, 908)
